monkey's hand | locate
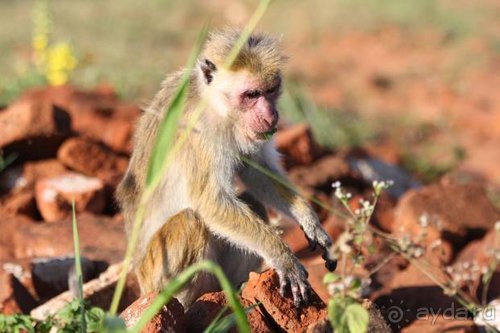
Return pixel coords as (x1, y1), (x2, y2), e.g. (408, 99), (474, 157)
(302, 223), (337, 272)
(275, 257), (311, 307)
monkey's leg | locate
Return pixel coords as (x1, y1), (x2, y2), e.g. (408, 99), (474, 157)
(135, 209), (219, 307)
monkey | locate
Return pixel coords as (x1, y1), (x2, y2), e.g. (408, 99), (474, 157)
(116, 29), (336, 308)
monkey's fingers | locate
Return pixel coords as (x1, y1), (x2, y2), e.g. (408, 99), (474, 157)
(299, 280), (311, 305)
(303, 226), (332, 253)
(306, 235), (318, 251)
(290, 279), (303, 307)
(322, 251), (337, 272)
(277, 270), (289, 298)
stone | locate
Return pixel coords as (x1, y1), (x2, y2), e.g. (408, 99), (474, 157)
(12, 213), (126, 263)
(35, 172), (106, 222)
(274, 124), (324, 168)
(185, 291), (271, 333)
(20, 85), (140, 154)
(31, 256), (108, 301)
(0, 99), (71, 160)
(394, 180), (499, 264)
(31, 264), (139, 320)
(57, 138), (128, 187)
(241, 270), (327, 332)
(0, 216), (34, 261)
(121, 292), (186, 333)
(289, 155), (353, 191)
(0, 188), (38, 218)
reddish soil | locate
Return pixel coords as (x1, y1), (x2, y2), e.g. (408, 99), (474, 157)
(0, 20), (499, 332)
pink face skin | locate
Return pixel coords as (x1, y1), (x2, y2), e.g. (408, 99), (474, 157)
(237, 78), (281, 140)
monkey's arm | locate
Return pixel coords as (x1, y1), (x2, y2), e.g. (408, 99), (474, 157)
(238, 156), (336, 270)
(188, 168), (311, 305)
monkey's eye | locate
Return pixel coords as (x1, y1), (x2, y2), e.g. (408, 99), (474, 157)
(244, 90), (261, 99)
(266, 85), (279, 95)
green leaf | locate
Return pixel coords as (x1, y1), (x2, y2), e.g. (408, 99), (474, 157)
(101, 316), (126, 333)
(328, 298), (347, 332)
(345, 303), (369, 333)
(323, 272), (341, 284)
(71, 199), (86, 332)
(349, 277), (362, 290)
(354, 234), (364, 245)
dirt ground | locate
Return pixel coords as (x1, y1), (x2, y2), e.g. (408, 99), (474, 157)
(0, 0), (499, 332)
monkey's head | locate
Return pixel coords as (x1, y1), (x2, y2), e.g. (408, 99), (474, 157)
(197, 30), (285, 142)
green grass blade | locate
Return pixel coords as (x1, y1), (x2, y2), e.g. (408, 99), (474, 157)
(223, 0), (274, 68)
(145, 25), (208, 188)
(129, 261), (250, 333)
(0, 152), (17, 172)
(202, 306), (229, 333)
(71, 198), (86, 333)
(108, 26), (209, 316)
(204, 303), (259, 333)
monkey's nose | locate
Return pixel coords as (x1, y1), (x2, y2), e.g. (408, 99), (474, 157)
(263, 109), (279, 129)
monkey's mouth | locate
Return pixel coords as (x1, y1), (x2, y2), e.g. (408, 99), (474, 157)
(263, 127), (278, 139)
(252, 112), (278, 134)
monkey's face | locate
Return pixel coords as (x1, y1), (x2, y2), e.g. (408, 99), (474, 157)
(215, 71), (281, 141)
(237, 74), (281, 140)
(200, 59), (281, 141)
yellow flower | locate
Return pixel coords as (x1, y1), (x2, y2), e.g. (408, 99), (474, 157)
(44, 42), (78, 86)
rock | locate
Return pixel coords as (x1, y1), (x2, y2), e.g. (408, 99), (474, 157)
(23, 160), (68, 184)
(0, 274), (38, 314)
(0, 159), (67, 196)
(289, 155), (353, 191)
(241, 270), (327, 332)
(348, 157), (420, 198)
(373, 265), (467, 331)
(185, 291), (271, 333)
(1, 159), (67, 189)
(57, 138), (128, 187)
(12, 213), (126, 263)
(305, 318), (333, 333)
(363, 299), (392, 333)
(121, 292), (186, 333)
(58, 89), (139, 154)
(303, 300), (391, 333)
(372, 193), (397, 232)
(31, 263), (139, 320)
(31, 257), (108, 301)
(454, 229), (500, 302)
(35, 172), (106, 222)
(0, 99), (71, 160)
(455, 228), (497, 268)
(0, 260), (38, 314)
(394, 180), (499, 264)
(275, 124), (324, 168)
(0, 188), (38, 218)
(366, 253), (408, 290)
(20, 85), (140, 154)
(0, 216), (34, 261)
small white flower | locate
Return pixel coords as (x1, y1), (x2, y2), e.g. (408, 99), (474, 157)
(331, 181), (341, 188)
(419, 214), (429, 228)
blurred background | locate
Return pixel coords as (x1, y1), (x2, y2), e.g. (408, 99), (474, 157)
(1, 2), (500, 329)
(1, 0), (499, 187)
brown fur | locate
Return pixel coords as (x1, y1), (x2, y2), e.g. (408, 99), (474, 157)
(116, 29), (333, 307)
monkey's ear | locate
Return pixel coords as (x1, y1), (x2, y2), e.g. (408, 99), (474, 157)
(200, 58), (217, 85)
